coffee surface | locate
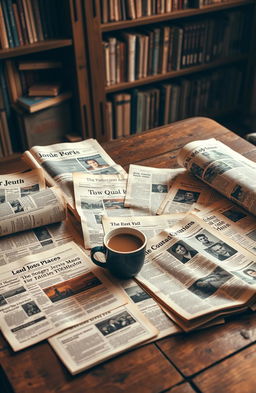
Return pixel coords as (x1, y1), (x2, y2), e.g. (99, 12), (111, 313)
(108, 233), (143, 252)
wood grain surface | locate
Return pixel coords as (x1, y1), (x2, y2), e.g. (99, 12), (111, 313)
(0, 117), (255, 393)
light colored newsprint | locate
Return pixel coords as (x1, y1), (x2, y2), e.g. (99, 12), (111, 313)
(125, 164), (185, 214)
(73, 172), (148, 248)
(135, 214), (256, 328)
(49, 303), (158, 375)
(0, 241), (126, 351)
(157, 172), (218, 215)
(0, 168), (45, 203)
(102, 213), (186, 242)
(22, 139), (126, 210)
(0, 215), (84, 266)
(0, 186), (66, 237)
(194, 199), (256, 259)
(177, 138), (256, 215)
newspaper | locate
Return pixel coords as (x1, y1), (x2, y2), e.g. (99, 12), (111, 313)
(0, 214), (84, 266)
(48, 303), (158, 375)
(102, 213), (186, 241)
(0, 168), (45, 203)
(194, 199), (256, 258)
(125, 164), (185, 214)
(135, 213), (256, 328)
(177, 138), (256, 215)
(0, 241), (127, 351)
(73, 172), (148, 248)
(157, 172), (219, 215)
(0, 186), (66, 237)
(22, 139), (126, 210)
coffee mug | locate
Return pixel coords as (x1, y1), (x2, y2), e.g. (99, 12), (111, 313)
(90, 227), (147, 278)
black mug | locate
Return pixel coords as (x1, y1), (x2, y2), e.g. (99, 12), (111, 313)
(90, 227), (147, 279)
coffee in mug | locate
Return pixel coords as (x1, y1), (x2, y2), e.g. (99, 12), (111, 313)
(90, 227), (147, 279)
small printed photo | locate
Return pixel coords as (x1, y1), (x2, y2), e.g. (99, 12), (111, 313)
(194, 231), (220, 248)
(201, 150), (230, 162)
(81, 200), (103, 210)
(245, 229), (256, 242)
(232, 263), (256, 285)
(188, 267), (232, 299)
(125, 285), (151, 303)
(78, 155), (110, 171)
(10, 200), (24, 213)
(152, 184), (168, 193)
(0, 190), (5, 203)
(231, 185), (245, 202)
(103, 198), (125, 209)
(190, 163), (204, 178)
(20, 184), (39, 196)
(243, 267), (256, 280)
(222, 207), (247, 222)
(205, 242), (238, 261)
(173, 189), (200, 204)
(0, 294), (7, 306)
(203, 162), (231, 183)
(43, 272), (102, 303)
(167, 241), (198, 263)
(22, 301), (41, 316)
(33, 227), (51, 241)
(96, 310), (136, 336)
(94, 214), (103, 224)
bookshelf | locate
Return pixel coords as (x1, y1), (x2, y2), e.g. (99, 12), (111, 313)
(0, 0), (93, 159)
(83, 0), (256, 141)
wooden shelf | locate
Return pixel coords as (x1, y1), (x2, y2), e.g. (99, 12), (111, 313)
(101, 0), (254, 32)
(0, 39), (73, 59)
(106, 54), (248, 93)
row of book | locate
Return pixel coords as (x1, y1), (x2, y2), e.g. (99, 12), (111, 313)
(0, 0), (67, 49)
(103, 9), (248, 85)
(106, 65), (243, 138)
(100, 0), (229, 23)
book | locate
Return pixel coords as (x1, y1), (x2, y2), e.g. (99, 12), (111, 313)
(18, 60), (63, 71)
(6, 0), (20, 46)
(17, 91), (72, 113)
(28, 83), (62, 97)
(1, 0), (14, 47)
(14, 100), (72, 149)
(0, 2), (9, 48)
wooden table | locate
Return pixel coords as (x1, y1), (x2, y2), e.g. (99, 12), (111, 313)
(0, 117), (255, 393)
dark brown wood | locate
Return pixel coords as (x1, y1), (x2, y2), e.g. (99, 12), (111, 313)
(0, 118), (255, 393)
(101, 0), (254, 32)
(193, 345), (256, 393)
(0, 40), (73, 59)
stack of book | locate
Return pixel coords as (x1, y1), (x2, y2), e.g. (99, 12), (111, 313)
(103, 9), (248, 85)
(0, 0), (65, 49)
(107, 65), (243, 137)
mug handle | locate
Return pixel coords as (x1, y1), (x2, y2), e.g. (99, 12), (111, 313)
(90, 246), (107, 268)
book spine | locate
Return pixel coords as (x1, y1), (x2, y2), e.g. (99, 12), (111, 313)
(152, 28), (160, 75)
(0, 2), (9, 48)
(0, 0), (14, 47)
(16, 0), (29, 44)
(6, 0), (20, 46)
(12, 3), (24, 46)
(31, 0), (44, 41)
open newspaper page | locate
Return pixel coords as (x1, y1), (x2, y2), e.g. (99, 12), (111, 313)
(48, 303), (158, 375)
(73, 172), (148, 248)
(177, 138), (256, 215)
(22, 139), (126, 210)
(0, 214), (84, 266)
(0, 168), (45, 203)
(0, 241), (127, 351)
(125, 165), (185, 214)
(193, 199), (256, 262)
(102, 213), (186, 241)
(0, 186), (66, 237)
(157, 172), (219, 215)
(135, 214), (256, 327)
